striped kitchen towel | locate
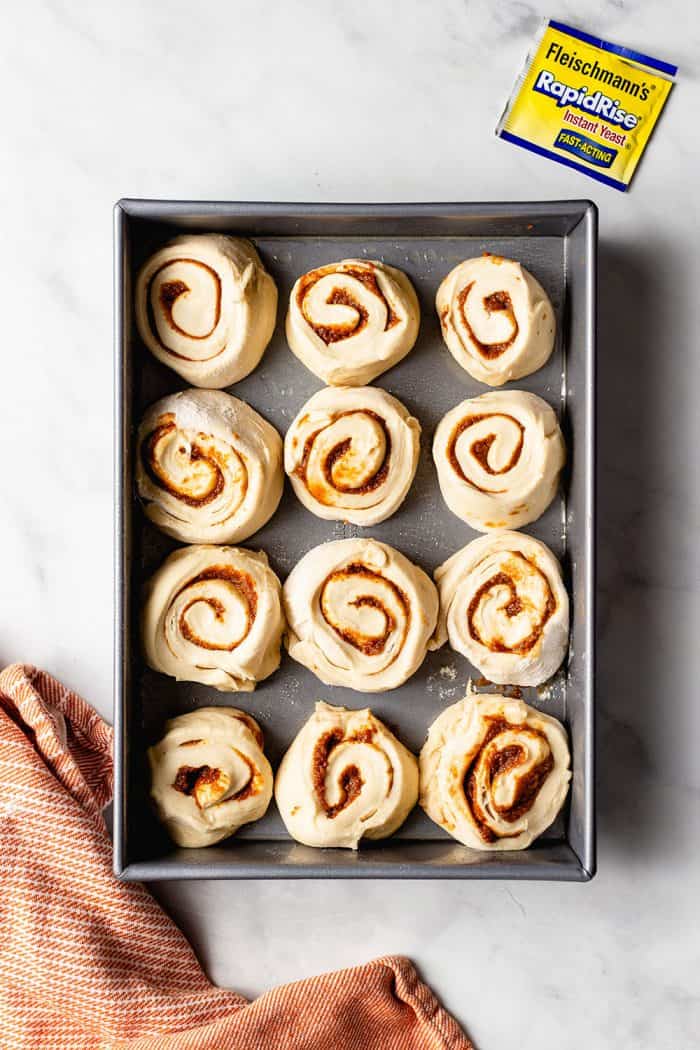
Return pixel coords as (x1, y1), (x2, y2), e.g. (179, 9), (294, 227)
(0, 663), (472, 1050)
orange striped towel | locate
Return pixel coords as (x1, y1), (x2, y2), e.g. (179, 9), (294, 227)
(0, 664), (472, 1050)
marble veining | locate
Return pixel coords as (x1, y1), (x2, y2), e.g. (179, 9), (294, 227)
(1, 1), (698, 1047)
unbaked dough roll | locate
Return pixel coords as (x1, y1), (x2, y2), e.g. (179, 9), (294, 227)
(432, 532), (569, 687)
(275, 701), (418, 848)
(135, 235), (277, 387)
(436, 255), (555, 386)
(284, 385), (420, 526)
(286, 259), (420, 385)
(148, 707), (273, 847)
(283, 538), (438, 692)
(420, 690), (571, 851)
(433, 390), (565, 531)
(143, 545), (285, 692)
(136, 389), (283, 544)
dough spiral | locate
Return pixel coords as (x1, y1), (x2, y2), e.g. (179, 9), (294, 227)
(286, 259), (420, 385)
(284, 385), (420, 526)
(135, 234), (277, 387)
(136, 389), (283, 544)
(432, 532), (569, 687)
(143, 545), (285, 692)
(275, 701), (418, 848)
(433, 390), (565, 531)
(420, 690), (571, 851)
(436, 255), (555, 386)
(283, 539), (438, 692)
(148, 707), (273, 847)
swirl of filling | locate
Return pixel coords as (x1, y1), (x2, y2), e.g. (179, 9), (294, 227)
(283, 538), (438, 692)
(420, 691), (571, 851)
(285, 259), (420, 386)
(431, 531), (569, 687)
(148, 707), (273, 847)
(135, 234), (277, 388)
(275, 701), (419, 848)
(433, 390), (565, 531)
(436, 255), (556, 386)
(136, 389), (283, 544)
(142, 544), (285, 692)
(284, 386), (421, 526)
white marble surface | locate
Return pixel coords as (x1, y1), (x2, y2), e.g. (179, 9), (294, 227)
(2, 1), (698, 1046)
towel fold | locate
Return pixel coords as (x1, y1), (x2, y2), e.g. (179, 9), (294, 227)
(0, 663), (472, 1050)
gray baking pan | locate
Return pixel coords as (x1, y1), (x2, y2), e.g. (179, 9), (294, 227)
(114, 201), (596, 881)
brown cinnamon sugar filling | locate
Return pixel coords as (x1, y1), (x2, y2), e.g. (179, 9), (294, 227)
(457, 281), (519, 359)
(467, 562), (555, 655)
(173, 764), (212, 797)
(297, 264), (399, 344)
(447, 413), (524, 492)
(175, 566), (257, 650)
(296, 409), (391, 499)
(311, 726), (378, 817)
(172, 752), (260, 807)
(320, 563), (409, 655)
(463, 717), (554, 842)
(141, 418), (232, 507)
(147, 258), (222, 359)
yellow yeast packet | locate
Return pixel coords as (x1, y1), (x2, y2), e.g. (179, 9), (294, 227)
(496, 19), (676, 191)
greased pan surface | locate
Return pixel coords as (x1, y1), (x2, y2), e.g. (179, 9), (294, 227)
(114, 202), (596, 880)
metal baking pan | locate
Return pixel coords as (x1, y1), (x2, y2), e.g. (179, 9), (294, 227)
(114, 201), (596, 881)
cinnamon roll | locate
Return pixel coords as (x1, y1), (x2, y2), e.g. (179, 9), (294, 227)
(286, 259), (420, 385)
(284, 386), (420, 526)
(432, 532), (568, 686)
(433, 390), (565, 531)
(149, 707), (273, 847)
(420, 690), (571, 850)
(275, 701), (418, 848)
(135, 235), (277, 387)
(283, 538), (438, 692)
(136, 389), (283, 544)
(436, 255), (555, 386)
(143, 545), (285, 692)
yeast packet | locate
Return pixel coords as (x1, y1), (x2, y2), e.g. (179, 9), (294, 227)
(496, 19), (676, 191)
